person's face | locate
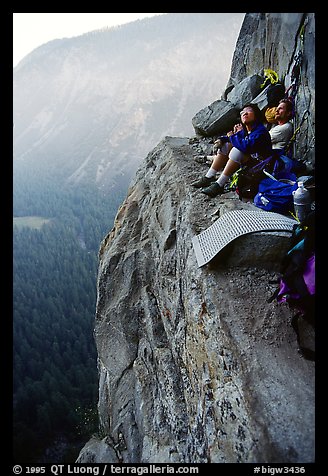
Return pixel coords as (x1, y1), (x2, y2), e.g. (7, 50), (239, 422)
(240, 107), (256, 125)
(275, 102), (291, 121)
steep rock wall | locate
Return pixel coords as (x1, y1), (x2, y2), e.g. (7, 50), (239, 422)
(78, 137), (314, 463)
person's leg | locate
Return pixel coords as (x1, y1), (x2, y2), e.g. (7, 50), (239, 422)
(210, 150), (231, 171)
(216, 158), (241, 187)
(205, 150), (230, 179)
(194, 141), (232, 164)
(192, 143), (232, 188)
(211, 142), (233, 170)
(202, 148), (249, 197)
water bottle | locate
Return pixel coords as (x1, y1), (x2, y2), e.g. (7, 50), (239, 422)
(293, 181), (311, 222)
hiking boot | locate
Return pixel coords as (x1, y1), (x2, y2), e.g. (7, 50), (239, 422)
(192, 176), (216, 188)
(201, 182), (225, 197)
(193, 155), (208, 164)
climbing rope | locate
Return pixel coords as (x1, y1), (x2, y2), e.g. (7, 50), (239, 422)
(285, 109), (310, 156)
(284, 15), (314, 160)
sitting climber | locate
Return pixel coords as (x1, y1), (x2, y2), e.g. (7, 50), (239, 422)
(268, 98), (305, 176)
(192, 103), (273, 198)
(198, 98), (294, 165)
(269, 98), (294, 155)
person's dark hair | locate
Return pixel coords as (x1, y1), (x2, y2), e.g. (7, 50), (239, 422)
(241, 103), (264, 123)
(278, 98), (294, 117)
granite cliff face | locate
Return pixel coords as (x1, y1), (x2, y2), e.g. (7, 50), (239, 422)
(77, 13), (315, 463)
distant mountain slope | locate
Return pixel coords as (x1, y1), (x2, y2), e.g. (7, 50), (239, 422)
(13, 13), (244, 193)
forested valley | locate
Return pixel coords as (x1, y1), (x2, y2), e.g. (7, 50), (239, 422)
(13, 173), (126, 462)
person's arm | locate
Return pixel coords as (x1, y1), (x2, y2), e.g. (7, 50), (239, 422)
(230, 127), (266, 155)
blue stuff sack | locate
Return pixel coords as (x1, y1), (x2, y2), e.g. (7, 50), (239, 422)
(273, 153), (305, 175)
(254, 175), (298, 214)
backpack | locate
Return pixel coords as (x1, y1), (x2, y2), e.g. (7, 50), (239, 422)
(274, 153), (306, 174)
(268, 211), (315, 360)
(266, 83), (286, 108)
(253, 174), (297, 215)
(231, 155), (276, 200)
(231, 152), (297, 201)
(260, 69), (285, 108)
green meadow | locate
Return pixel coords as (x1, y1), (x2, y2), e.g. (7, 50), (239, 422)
(13, 216), (51, 230)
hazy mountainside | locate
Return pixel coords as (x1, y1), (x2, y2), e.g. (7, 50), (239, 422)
(13, 13), (244, 193)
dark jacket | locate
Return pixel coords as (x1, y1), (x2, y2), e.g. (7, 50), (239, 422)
(229, 122), (272, 159)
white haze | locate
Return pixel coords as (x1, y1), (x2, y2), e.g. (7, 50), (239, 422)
(13, 13), (165, 67)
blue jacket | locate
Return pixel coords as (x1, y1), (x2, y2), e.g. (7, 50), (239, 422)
(229, 122), (272, 159)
